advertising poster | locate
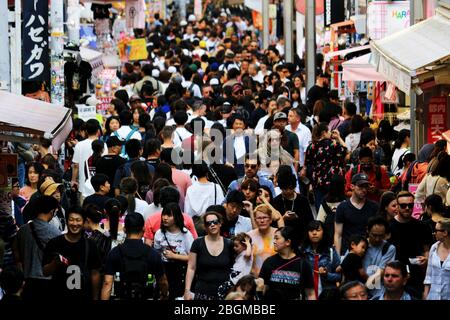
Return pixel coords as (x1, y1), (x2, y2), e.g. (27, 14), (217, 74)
(427, 96), (447, 144)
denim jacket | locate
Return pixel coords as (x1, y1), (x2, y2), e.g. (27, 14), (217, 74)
(303, 245), (342, 289)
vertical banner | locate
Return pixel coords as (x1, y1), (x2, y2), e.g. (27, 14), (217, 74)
(0, 0), (10, 90)
(23, 0), (50, 82)
(427, 96), (447, 144)
(50, 0), (65, 105)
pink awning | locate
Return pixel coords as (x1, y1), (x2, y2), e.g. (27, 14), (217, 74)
(342, 53), (387, 82)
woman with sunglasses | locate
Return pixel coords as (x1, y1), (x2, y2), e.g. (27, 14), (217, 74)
(424, 218), (450, 300)
(184, 212), (234, 300)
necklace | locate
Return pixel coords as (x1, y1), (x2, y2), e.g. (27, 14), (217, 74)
(283, 193), (296, 212)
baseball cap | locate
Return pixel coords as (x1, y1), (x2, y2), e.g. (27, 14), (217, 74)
(86, 96), (100, 106)
(168, 66), (177, 74)
(188, 14), (196, 22)
(273, 112), (288, 121)
(180, 20), (187, 27)
(40, 178), (62, 196)
(351, 173), (370, 186)
(221, 103), (232, 114)
(151, 68), (160, 78)
(209, 78), (219, 86)
(210, 62), (219, 71)
(129, 94), (142, 103)
(225, 49), (235, 58)
(232, 83), (243, 94)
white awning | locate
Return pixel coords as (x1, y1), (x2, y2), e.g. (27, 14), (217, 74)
(324, 45), (371, 62)
(371, 9), (450, 92)
(342, 53), (387, 82)
(0, 91), (72, 150)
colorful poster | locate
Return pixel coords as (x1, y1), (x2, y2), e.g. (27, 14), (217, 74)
(23, 0), (50, 81)
(367, 1), (410, 40)
(128, 39), (148, 61)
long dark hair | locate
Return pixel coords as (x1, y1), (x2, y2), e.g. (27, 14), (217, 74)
(154, 163), (175, 185)
(302, 221), (332, 254)
(325, 174), (346, 203)
(312, 123), (329, 144)
(120, 177), (138, 214)
(131, 160), (152, 195)
(25, 162), (45, 186)
(160, 202), (186, 233)
(104, 198), (124, 240)
(377, 191), (397, 220)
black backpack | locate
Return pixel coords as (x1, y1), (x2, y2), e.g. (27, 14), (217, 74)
(116, 245), (153, 300)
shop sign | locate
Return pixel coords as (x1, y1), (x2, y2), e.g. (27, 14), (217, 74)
(23, 0), (49, 81)
(76, 105), (97, 122)
(427, 96), (447, 144)
(324, 0), (345, 27)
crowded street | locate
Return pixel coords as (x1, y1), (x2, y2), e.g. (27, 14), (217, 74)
(0, 0), (449, 304)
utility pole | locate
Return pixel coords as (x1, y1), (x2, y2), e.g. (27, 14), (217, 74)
(410, 0), (417, 153)
(283, 0), (294, 62)
(262, 0), (270, 49)
(305, 0), (316, 92)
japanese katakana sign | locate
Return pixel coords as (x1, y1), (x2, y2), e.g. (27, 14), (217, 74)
(23, 0), (49, 81)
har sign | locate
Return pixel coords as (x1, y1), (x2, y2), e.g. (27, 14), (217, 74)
(23, 0), (49, 82)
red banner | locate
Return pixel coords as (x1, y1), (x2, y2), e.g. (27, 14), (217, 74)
(427, 96), (448, 144)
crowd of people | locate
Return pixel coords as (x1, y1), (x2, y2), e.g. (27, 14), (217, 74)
(1, 6), (450, 302)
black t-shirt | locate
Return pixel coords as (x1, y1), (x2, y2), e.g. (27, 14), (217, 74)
(259, 254), (314, 300)
(42, 234), (101, 300)
(282, 131), (300, 158)
(209, 163), (238, 194)
(389, 219), (433, 263)
(335, 199), (378, 254)
(83, 194), (112, 211)
(190, 237), (234, 297)
(96, 155), (126, 197)
(249, 107), (267, 129)
(272, 193), (314, 240)
(340, 252), (364, 283)
(64, 60), (93, 101)
(104, 239), (164, 278)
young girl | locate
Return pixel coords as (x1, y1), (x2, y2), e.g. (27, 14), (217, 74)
(218, 233), (253, 298)
(153, 202), (194, 299)
(302, 221), (341, 299)
(338, 235), (369, 284)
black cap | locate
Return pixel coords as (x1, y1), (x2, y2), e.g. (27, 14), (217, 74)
(351, 173), (370, 186)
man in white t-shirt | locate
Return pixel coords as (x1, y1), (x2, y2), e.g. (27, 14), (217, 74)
(172, 111), (192, 148)
(286, 108), (312, 167)
(71, 119), (106, 201)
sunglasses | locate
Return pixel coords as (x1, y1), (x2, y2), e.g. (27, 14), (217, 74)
(399, 203), (414, 209)
(245, 164), (258, 169)
(205, 219), (220, 227)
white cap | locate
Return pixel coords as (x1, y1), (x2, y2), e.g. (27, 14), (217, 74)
(168, 66), (177, 74)
(86, 96), (99, 106)
(209, 78), (219, 86)
(152, 68), (160, 78)
(180, 20), (187, 26)
(188, 14), (196, 22)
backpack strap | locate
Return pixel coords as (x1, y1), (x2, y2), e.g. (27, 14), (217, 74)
(274, 257), (301, 271)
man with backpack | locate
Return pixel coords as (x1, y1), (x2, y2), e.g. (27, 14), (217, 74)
(344, 147), (391, 202)
(101, 213), (168, 300)
(14, 196), (61, 301)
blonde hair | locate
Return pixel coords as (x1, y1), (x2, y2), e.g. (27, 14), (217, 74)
(225, 291), (247, 300)
(254, 204), (273, 219)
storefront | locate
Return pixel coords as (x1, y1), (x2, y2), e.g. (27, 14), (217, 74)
(370, 5), (450, 153)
